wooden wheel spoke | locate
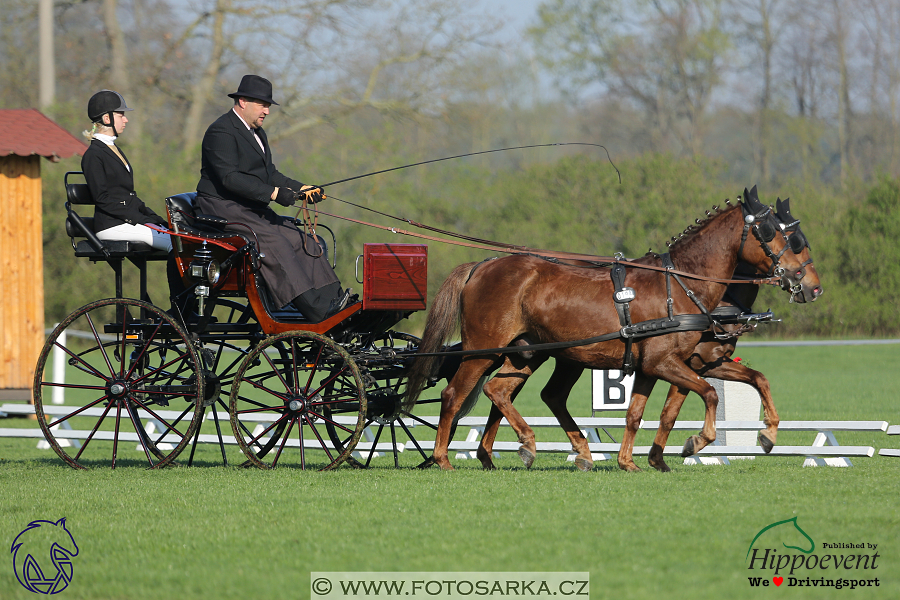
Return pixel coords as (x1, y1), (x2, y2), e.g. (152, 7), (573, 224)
(365, 424), (385, 468)
(399, 418), (428, 460)
(270, 418), (296, 468)
(303, 414), (334, 462)
(47, 396), (107, 428)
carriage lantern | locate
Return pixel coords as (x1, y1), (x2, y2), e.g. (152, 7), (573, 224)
(189, 241), (220, 313)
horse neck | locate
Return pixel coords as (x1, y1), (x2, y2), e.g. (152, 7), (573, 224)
(667, 206), (743, 309)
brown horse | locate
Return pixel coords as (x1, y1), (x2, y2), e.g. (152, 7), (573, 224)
(643, 196), (821, 470)
(405, 188), (821, 471)
(471, 195), (822, 472)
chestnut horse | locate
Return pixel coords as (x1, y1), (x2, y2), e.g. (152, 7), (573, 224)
(405, 188), (821, 471)
(468, 195), (822, 472)
(642, 196), (821, 470)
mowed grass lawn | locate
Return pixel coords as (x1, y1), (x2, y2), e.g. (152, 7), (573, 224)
(1, 343), (898, 599)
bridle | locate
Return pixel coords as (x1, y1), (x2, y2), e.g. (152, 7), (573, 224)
(738, 204), (794, 280)
(779, 218), (814, 304)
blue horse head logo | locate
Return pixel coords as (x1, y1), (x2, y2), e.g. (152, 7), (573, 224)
(10, 518), (79, 594)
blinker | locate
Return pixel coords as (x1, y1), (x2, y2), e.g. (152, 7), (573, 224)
(756, 222), (776, 242)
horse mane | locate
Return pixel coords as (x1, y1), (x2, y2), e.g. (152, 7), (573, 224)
(664, 198), (740, 252)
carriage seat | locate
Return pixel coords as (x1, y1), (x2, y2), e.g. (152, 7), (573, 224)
(64, 174), (168, 260)
(165, 193), (331, 321)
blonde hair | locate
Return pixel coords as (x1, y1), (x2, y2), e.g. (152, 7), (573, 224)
(82, 121), (108, 141)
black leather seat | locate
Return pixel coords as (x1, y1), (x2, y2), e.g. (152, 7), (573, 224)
(165, 193), (319, 320)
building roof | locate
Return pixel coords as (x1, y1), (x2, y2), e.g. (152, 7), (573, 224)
(0, 109), (87, 162)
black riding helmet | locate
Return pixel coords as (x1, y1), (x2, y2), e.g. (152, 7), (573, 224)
(87, 90), (133, 136)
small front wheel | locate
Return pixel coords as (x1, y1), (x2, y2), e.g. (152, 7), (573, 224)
(229, 331), (366, 469)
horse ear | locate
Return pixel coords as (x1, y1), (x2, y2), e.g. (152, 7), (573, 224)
(743, 185), (763, 212)
(776, 197), (793, 220)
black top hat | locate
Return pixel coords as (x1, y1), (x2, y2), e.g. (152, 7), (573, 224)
(227, 75), (279, 105)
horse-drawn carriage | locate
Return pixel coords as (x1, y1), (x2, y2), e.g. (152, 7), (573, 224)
(33, 173), (439, 470)
(33, 174), (822, 472)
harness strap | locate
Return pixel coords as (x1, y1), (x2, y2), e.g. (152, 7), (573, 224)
(411, 313), (715, 359)
(610, 260), (635, 374)
(465, 257), (498, 283)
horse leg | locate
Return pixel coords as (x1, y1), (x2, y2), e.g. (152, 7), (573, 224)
(433, 358), (498, 470)
(648, 385), (690, 472)
(641, 365), (720, 458)
(617, 374), (657, 472)
(476, 403), (504, 470)
(476, 353), (549, 469)
(480, 365), (544, 469)
(539, 361), (591, 472)
(702, 360), (779, 453)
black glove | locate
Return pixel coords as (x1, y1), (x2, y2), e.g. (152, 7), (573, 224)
(274, 187), (295, 207)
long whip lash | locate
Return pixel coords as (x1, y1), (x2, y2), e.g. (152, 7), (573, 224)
(316, 142), (621, 188)
(295, 143), (771, 285)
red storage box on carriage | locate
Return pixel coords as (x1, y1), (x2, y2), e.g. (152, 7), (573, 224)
(362, 243), (427, 310)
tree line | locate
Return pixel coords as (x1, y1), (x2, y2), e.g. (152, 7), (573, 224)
(0, 0), (897, 335)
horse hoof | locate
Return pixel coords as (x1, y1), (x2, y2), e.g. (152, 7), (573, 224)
(619, 462), (642, 472)
(681, 436), (697, 457)
(758, 433), (774, 453)
(518, 446), (536, 469)
(574, 457), (593, 472)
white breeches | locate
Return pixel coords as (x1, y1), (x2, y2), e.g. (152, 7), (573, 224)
(96, 223), (172, 252)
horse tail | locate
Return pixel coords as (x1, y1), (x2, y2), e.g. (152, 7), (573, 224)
(404, 262), (477, 411)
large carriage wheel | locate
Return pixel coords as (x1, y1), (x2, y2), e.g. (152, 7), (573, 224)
(229, 331), (366, 470)
(185, 298), (261, 466)
(32, 298), (204, 469)
(327, 332), (442, 468)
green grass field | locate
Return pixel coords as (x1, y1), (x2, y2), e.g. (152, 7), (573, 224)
(2, 343), (898, 599)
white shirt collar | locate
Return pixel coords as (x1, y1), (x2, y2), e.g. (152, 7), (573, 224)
(93, 133), (118, 145)
(233, 107), (253, 130)
(232, 107), (265, 153)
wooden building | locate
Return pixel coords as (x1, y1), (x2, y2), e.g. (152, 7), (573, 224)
(0, 110), (86, 400)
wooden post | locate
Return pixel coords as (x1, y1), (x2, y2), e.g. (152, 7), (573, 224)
(0, 155), (44, 400)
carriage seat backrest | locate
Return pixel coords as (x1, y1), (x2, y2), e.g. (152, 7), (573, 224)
(165, 193), (231, 236)
(63, 171), (164, 257)
(66, 182), (94, 206)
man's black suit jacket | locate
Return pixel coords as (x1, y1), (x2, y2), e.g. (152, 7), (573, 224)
(81, 139), (166, 232)
(196, 109), (303, 207)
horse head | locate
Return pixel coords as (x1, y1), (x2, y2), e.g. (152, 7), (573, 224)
(775, 197), (823, 303)
(740, 186), (817, 302)
(11, 518), (79, 594)
(746, 516), (815, 560)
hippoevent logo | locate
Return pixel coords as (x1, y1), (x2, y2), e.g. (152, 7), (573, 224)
(10, 518), (79, 594)
(746, 517), (880, 590)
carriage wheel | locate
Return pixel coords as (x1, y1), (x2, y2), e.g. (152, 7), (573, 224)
(32, 298), (204, 469)
(229, 331), (366, 470)
(327, 332), (442, 468)
(185, 298), (261, 467)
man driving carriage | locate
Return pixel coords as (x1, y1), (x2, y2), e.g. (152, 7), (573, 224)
(194, 74), (352, 322)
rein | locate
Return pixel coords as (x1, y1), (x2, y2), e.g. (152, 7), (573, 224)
(306, 205), (780, 286)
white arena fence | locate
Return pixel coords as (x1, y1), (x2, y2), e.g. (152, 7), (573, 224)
(1, 333), (897, 467)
